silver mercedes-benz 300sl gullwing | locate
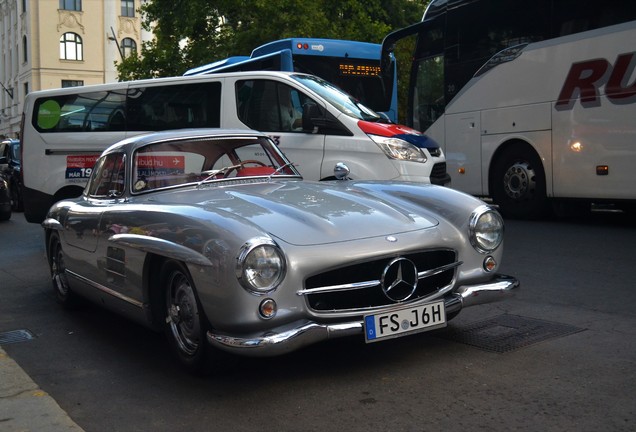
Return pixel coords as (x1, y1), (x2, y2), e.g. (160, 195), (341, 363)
(42, 129), (519, 372)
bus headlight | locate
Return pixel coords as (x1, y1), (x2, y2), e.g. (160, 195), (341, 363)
(469, 206), (504, 253)
(236, 238), (286, 294)
(369, 135), (427, 163)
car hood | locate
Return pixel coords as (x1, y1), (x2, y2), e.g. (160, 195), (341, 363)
(182, 181), (441, 246)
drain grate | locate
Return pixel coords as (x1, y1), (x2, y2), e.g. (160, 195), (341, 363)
(437, 314), (585, 353)
(0, 329), (35, 345)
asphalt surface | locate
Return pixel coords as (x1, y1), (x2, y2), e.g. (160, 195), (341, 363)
(1, 208), (635, 431)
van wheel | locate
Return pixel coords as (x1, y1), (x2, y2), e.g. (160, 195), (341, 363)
(491, 146), (548, 219)
(48, 232), (80, 308)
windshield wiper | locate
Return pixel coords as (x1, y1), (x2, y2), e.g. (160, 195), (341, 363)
(197, 164), (242, 187)
(267, 162), (297, 182)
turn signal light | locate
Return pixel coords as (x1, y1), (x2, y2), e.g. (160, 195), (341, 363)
(483, 256), (497, 272)
(259, 298), (277, 319)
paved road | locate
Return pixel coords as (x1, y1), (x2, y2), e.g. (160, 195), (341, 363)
(1, 210), (635, 432)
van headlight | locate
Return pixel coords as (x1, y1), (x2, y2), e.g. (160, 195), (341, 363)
(369, 135), (427, 163)
(236, 238), (286, 294)
(469, 206), (504, 253)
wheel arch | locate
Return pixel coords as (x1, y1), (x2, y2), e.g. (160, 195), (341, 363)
(54, 185), (84, 202)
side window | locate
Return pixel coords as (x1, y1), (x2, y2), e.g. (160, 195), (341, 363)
(236, 80), (312, 132)
(126, 82), (221, 131)
(87, 153), (126, 198)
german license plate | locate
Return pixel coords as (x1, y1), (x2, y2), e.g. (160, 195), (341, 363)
(364, 300), (446, 343)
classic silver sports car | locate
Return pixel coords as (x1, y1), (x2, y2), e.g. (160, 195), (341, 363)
(43, 129), (519, 372)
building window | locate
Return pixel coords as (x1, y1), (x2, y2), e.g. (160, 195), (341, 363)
(22, 0), (27, 13)
(24, 82), (29, 96)
(23, 36), (28, 63)
(59, 0), (82, 11)
(62, 80), (84, 88)
(121, 0), (135, 17)
(121, 38), (137, 58)
(60, 33), (83, 61)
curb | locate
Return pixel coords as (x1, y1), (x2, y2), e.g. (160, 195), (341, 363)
(0, 346), (84, 432)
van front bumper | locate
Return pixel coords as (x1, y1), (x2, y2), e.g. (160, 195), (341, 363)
(207, 274), (519, 357)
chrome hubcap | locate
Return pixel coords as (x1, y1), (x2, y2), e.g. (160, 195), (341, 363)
(167, 273), (200, 356)
(503, 162), (536, 200)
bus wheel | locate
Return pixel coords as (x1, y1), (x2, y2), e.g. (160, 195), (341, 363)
(492, 146), (548, 219)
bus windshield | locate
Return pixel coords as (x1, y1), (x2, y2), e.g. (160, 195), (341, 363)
(291, 74), (385, 122)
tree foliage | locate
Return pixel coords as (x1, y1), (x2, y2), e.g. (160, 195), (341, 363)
(116, 0), (427, 80)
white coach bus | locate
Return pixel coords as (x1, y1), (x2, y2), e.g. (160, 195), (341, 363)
(381, 0), (636, 217)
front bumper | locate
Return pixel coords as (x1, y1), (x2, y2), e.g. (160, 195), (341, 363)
(207, 274), (519, 357)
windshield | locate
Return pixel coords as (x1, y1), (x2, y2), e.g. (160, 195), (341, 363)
(291, 74), (385, 122)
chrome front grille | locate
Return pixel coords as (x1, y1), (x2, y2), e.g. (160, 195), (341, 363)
(301, 250), (458, 312)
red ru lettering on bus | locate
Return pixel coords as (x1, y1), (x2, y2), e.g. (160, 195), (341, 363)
(555, 52), (636, 110)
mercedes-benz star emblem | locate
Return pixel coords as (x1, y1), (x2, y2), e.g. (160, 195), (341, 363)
(381, 257), (418, 302)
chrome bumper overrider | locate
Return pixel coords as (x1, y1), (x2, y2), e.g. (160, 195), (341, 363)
(207, 274), (519, 357)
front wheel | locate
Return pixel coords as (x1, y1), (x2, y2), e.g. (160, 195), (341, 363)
(161, 260), (210, 373)
(491, 146), (548, 219)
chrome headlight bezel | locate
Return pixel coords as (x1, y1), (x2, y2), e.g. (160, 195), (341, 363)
(236, 237), (286, 295)
(368, 134), (427, 163)
(469, 206), (504, 253)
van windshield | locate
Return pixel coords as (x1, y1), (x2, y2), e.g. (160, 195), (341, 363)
(290, 74), (387, 123)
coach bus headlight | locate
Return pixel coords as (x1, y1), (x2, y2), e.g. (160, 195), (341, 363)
(369, 135), (427, 163)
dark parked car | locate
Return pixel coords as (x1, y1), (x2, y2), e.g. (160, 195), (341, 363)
(0, 176), (10, 221)
(0, 139), (22, 211)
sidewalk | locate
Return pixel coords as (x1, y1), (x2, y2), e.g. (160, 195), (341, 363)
(0, 346), (84, 432)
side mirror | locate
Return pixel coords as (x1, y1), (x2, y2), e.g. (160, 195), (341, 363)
(334, 162), (350, 180)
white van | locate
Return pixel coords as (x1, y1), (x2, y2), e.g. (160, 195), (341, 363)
(21, 71), (449, 223)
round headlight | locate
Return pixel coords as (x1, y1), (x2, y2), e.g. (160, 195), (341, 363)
(236, 238), (286, 294)
(469, 206), (504, 253)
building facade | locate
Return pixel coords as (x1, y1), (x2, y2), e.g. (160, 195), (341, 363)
(0, 0), (151, 138)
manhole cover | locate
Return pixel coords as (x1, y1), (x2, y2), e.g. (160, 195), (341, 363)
(437, 314), (585, 353)
(0, 329), (35, 345)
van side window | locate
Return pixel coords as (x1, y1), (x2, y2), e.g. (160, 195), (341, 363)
(33, 90), (128, 133)
(236, 80), (314, 132)
(86, 153), (126, 198)
(127, 82), (221, 131)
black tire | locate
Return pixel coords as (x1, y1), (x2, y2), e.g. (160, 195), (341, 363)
(48, 232), (80, 308)
(491, 145), (548, 219)
(161, 260), (210, 373)
(10, 182), (23, 212)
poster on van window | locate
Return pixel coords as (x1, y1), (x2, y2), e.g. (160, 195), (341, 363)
(66, 155), (100, 181)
